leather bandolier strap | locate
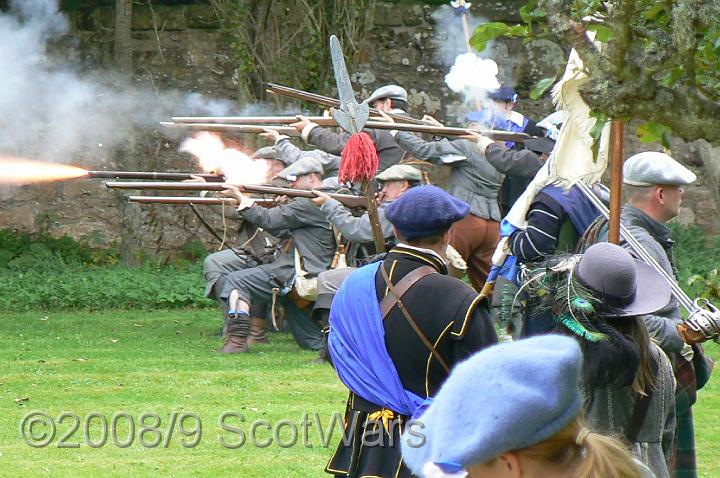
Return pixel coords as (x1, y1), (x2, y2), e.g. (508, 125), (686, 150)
(379, 264), (450, 373)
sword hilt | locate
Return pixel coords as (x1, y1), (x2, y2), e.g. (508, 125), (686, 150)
(686, 298), (720, 342)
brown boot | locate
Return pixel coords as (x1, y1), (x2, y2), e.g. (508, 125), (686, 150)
(248, 317), (269, 345)
(219, 312), (250, 354)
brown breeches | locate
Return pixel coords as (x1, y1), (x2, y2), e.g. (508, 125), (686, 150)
(449, 213), (500, 291)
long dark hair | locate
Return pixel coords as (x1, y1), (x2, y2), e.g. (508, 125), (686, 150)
(525, 255), (657, 395)
(570, 315), (655, 395)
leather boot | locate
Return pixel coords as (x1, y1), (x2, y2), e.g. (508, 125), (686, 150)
(248, 317), (269, 345)
(219, 312), (250, 354)
(313, 310), (333, 366)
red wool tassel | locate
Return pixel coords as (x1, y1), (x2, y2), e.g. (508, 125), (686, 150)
(338, 132), (379, 183)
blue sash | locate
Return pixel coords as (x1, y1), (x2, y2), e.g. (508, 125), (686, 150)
(542, 184), (599, 233)
(328, 262), (429, 417)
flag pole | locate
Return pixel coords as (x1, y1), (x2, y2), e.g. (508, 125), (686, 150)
(608, 120), (624, 244)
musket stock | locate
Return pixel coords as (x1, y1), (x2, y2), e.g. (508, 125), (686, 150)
(107, 181), (368, 209)
(128, 196), (274, 206)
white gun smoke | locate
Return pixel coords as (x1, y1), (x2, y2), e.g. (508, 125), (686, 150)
(0, 0), (237, 165)
(431, 5), (508, 110)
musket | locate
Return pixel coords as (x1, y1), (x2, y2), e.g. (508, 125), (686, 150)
(87, 170), (225, 181)
(161, 120), (532, 142)
(128, 196), (275, 206)
(159, 122), (300, 136)
(106, 181), (368, 209)
(172, 115), (349, 125)
(266, 82), (427, 126)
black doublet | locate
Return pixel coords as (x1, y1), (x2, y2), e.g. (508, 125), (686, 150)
(326, 245), (498, 478)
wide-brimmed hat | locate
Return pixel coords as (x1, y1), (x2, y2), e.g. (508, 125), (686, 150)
(574, 242), (671, 317)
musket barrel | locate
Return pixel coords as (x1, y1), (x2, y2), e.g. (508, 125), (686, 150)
(110, 181), (368, 209)
(160, 122), (300, 136)
(171, 116), (340, 125)
(88, 171), (224, 181)
(107, 181), (228, 191)
(161, 120), (532, 142)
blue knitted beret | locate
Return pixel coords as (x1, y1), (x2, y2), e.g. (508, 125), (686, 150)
(384, 185), (470, 240)
(401, 335), (583, 474)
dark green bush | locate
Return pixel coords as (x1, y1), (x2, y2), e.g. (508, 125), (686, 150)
(671, 224), (720, 301)
(0, 229), (213, 311)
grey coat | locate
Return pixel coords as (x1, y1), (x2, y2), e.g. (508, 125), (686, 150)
(393, 132), (502, 221)
(620, 206), (685, 354)
(241, 197), (336, 279)
(583, 343), (676, 478)
(306, 126), (404, 172)
(484, 143), (543, 178)
(275, 138), (341, 178)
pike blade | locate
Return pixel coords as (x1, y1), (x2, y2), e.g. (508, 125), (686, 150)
(329, 35), (369, 133)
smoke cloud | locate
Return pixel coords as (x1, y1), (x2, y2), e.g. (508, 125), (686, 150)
(431, 5), (514, 109)
(0, 0), (238, 165)
(444, 53), (500, 103)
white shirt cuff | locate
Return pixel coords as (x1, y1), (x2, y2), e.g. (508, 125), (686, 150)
(475, 135), (495, 153)
(301, 123), (318, 142)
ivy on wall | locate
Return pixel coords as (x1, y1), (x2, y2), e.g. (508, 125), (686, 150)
(210, 0), (376, 103)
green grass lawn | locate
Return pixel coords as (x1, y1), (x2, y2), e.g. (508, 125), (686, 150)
(1, 310), (719, 477)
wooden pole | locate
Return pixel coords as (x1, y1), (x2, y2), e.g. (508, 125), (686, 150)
(456, 0), (483, 112)
(608, 120), (624, 244)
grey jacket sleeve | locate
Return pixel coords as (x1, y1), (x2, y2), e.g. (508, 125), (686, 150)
(624, 226), (685, 354)
(320, 199), (393, 242)
(274, 138), (308, 165)
(393, 131), (465, 164)
(240, 199), (311, 230)
(275, 138), (341, 173)
(306, 127), (352, 155)
(484, 143), (543, 177)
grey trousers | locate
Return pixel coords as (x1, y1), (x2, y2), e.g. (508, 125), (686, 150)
(313, 267), (356, 311)
(204, 249), (258, 300)
(204, 249), (267, 318)
(221, 264), (323, 351)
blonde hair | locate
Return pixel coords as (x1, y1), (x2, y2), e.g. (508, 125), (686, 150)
(515, 417), (643, 478)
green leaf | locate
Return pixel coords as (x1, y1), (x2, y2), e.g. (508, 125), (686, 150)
(529, 76), (556, 100)
(661, 132), (671, 150)
(470, 22), (510, 52)
(587, 24), (614, 43)
(589, 111), (608, 143)
(508, 25), (529, 37)
(519, 0), (537, 23)
(644, 4), (665, 20)
(661, 67), (683, 88)
(637, 122), (671, 143)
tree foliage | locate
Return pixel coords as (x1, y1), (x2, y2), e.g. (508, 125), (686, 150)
(471, 0), (720, 144)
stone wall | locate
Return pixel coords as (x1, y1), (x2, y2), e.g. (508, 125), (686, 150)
(1, 1), (718, 260)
